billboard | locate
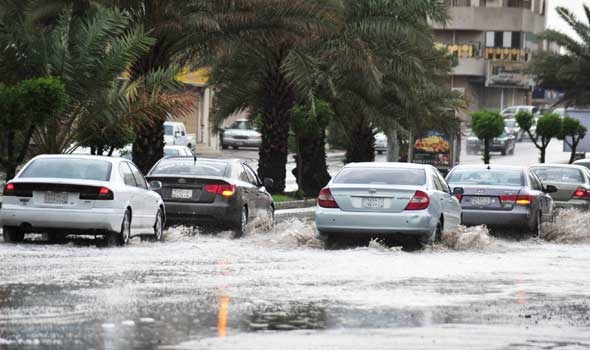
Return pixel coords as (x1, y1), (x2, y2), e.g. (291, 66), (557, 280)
(412, 131), (452, 167)
(562, 109), (590, 153)
(486, 61), (530, 88)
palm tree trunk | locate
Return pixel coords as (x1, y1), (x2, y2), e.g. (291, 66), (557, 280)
(386, 128), (399, 162)
(294, 129), (331, 196)
(133, 120), (165, 174)
(345, 119), (375, 163)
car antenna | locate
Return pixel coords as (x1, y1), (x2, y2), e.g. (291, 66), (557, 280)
(486, 165), (491, 170)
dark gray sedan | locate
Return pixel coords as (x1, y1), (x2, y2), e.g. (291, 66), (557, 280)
(446, 165), (556, 236)
(146, 157), (274, 236)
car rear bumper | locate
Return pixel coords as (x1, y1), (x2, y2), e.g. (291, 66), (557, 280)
(315, 207), (436, 236)
(0, 206), (123, 233)
(164, 201), (241, 226)
(461, 208), (531, 227)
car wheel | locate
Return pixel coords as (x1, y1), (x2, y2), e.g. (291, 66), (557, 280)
(501, 149), (507, 156)
(419, 220), (442, 247)
(221, 144), (229, 150)
(2, 227), (24, 243)
(108, 210), (131, 246)
(143, 208), (165, 242)
(234, 206), (248, 238)
(531, 211), (542, 237)
(232, 146), (239, 150)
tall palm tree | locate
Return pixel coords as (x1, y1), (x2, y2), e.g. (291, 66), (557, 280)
(530, 4), (590, 106)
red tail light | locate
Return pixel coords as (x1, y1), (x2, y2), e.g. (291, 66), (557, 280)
(97, 187), (114, 200)
(318, 188), (339, 208)
(405, 190), (430, 210)
(204, 183), (236, 197)
(3, 183), (15, 196)
(572, 188), (590, 200)
(500, 195), (532, 205)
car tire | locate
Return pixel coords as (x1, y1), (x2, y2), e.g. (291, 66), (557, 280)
(2, 227), (24, 243)
(501, 149), (507, 156)
(232, 146), (239, 150)
(108, 210), (131, 246)
(531, 211), (542, 237)
(221, 144), (229, 150)
(318, 230), (337, 249)
(143, 208), (165, 242)
(234, 206), (248, 238)
(419, 220), (442, 247)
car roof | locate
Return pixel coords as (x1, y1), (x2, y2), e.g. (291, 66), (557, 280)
(158, 156), (239, 164)
(164, 121), (183, 125)
(32, 154), (125, 164)
(343, 162), (431, 170)
(530, 163), (588, 170)
(574, 159), (590, 164)
(450, 164), (526, 171)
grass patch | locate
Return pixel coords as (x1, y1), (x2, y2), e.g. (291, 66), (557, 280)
(272, 191), (311, 203)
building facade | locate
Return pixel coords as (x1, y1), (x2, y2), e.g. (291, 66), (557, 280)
(432, 0), (547, 119)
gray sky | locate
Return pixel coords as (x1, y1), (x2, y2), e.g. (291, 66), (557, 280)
(547, 0), (586, 38)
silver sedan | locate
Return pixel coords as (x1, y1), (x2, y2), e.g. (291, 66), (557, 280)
(315, 163), (463, 246)
(446, 165), (556, 236)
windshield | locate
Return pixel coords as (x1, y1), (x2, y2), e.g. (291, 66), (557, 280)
(532, 167), (584, 184)
(150, 160), (227, 177)
(20, 158), (112, 181)
(333, 168), (426, 186)
(163, 148), (180, 157)
(505, 120), (516, 128)
(229, 120), (252, 130)
(164, 125), (174, 136)
(447, 168), (523, 186)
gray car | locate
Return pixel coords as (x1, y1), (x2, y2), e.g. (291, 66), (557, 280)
(530, 164), (590, 211)
(146, 157), (274, 236)
(315, 162), (463, 246)
(466, 132), (515, 155)
(446, 165), (556, 236)
(220, 119), (262, 150)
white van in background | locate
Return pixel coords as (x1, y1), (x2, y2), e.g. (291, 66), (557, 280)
(164, 121), (193, 149)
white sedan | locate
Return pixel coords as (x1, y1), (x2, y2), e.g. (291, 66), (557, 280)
(315, 163), (463, 247)
(1, 155), (165, 246)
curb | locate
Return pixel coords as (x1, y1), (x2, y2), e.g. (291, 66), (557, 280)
(275, 207), (315, 222)
(274, 199), (317, 210)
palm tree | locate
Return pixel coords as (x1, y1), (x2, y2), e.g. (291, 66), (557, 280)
(529, 4), (590, 106)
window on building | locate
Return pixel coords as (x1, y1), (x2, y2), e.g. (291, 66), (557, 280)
(445, 0), (471, 6)
(505, 0), (531, 9)
(511, 32), (522, 49)
(494, 32), (503, 47)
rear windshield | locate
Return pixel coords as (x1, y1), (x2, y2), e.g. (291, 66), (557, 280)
(20, 158), (111, 181)
(333, 167), (426, 186)
(532, 167), (584, 183)
(164, 125), (173, 135)
(575, 162), (590, 171)
(163, 148), (179, 157)
(447, 168), (523, 186)
(150, 160), (227, 177)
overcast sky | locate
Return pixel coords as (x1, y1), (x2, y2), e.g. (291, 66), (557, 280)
(547, 0), (586, 38)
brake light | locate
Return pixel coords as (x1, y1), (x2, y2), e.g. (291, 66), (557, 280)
(500, 195), (531, 205)
(318, 188), (339, 208)
(97, 187), (114, 200)
(572, 187), (590, 200)
(204, 183), (235, 197)
(405, 190), (430, 210)
(3, 183), (15, 196)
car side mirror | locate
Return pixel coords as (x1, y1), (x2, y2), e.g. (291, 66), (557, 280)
(452, 187), (464, 196)
(149, 180), (162, 191)
(544, 185), (558, 193)
(263, 178), (274, 190)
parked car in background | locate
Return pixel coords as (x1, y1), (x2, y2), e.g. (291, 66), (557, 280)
(530, 164), (590, 210)
(164, 145), (194, 158)
(573, 159), (590, 171)
(501, 105), (538, 118)
(374, 132), (387, 154)
(1, 155), (165, 245)
(164, 121), (193, 149)
(220, 119), (262, 150)
(504, 118), (522, 141)
(315, 163), (463, 247)
(446, 165), (556, 236)
(465, 132), (515, 155)
(146, 157), (274, 236)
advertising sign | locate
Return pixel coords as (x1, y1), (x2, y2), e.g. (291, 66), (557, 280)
(486, 61), (529, 88)
(412, 131), (452, 167)
(562, 109), (590, 153)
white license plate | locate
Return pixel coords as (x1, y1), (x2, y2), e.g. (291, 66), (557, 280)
(171, 189), (193, 199)
(44, 191), (68, 204)
(471, 197), (493, 206)
(362, 197), (384, 209)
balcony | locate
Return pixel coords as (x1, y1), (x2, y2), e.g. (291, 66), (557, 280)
(431, 6), (545, 32)
(484, 47), (528, 61)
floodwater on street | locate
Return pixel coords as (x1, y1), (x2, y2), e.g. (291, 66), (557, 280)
(1, 208), (590, 350)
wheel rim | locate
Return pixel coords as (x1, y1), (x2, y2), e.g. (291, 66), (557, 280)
(122, 213), (130, 244)
(241, 208), (248, 234)
(155, 211), (163, 240)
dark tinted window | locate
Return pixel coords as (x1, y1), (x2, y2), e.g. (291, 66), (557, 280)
(532, 167), (584, 184)
(230, 120), (252, 130)
(447, 168), (523, 186)
(333, 168), (426, 186)
(21, 158), (111, 181)
(150, 160), (227, 177)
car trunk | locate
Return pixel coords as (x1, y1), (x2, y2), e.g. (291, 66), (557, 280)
(147, 176), (229, 203)
(329, 184), (419, 213)
(541, 181), (586, 202)
(8, 180), (110, 209)
(459, 185), (522, 211)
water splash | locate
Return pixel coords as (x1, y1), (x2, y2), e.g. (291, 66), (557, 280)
(440, 225), (495, 251)
(247, 218), (323, 249)
(542, 209), (590, 244)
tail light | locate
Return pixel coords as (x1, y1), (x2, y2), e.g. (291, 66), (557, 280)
(3, 183), (15, 196)
(204, 183), (236, 197)
(572, 188), (590, 200)
(97, 187), (114, 200)
(405, 190), (430, 210)
(500, 195), (532, 205)
(318, 188), (339, 208)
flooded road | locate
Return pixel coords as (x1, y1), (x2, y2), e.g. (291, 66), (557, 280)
(1, 210), (590, 350)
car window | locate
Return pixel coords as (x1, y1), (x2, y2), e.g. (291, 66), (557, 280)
(528, 172), (544, 191)
(504, 108), (516, 114)
(150, 160), (228, 177)
(505, 120), (516, 128)
(574, 162), (590, 171)
(20, 158), (112, 181)
(164, 148), (179, 157)
(230, 120), (251, 130)
(243, 164), (260, 186)
(431, 172), (444, 191)
(237, 166), (250, 183)
(447, 168), (523, 186)
(164, 125), (173, 136)
(531, 167), (584, 184)
(333, 168), (426, 186)
(119, 163), (137, 187)
(128, 163), (147, 189)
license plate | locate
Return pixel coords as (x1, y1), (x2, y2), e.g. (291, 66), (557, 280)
(362, 197), (384, 209)
(44, 191), (68, 204)
(171, 189), (193, 199)
(471, 196), (493, 207)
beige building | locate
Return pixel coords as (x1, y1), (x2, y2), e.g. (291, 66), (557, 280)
(432, 0), (547, 119)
